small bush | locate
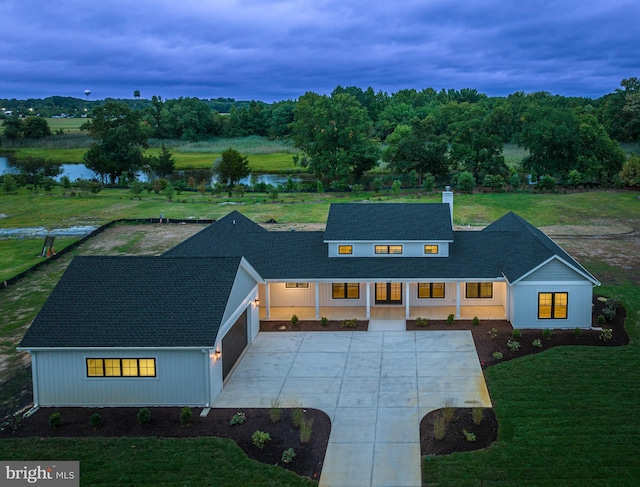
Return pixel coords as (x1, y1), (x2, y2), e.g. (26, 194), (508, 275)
(597, 314), (606, 325)
(443, 399), (455, 424)
(49, 412), (62, 430)
(291, 314), (299, 326)
(252, 430), (271, 449)
(542, 328), (553, 340)
(446, 314), (455, 326)
(90, 413), (103, 429)
(320, 316), (328, 327)
(180, 406), (192, 426)
(492, 351), (503, 360)
(230, 411), (246, 426)
(269, 400), (283, 423)
(300, 416), (314, 444)
(463, 429), (477, 442)
(292, 408), (304, 428)
(532, 338), (543, 348)
(488, 328), (498, 340)
(433, 413), (446, 440)
(472, 407), (483, 426)
(602, 300), (618, 321)
(340, 318), (357, 328)
(599, 328), (613, 342)
(471, 316), (480, 326)
(507, 340), (521, 351)
(415, 317), (430, 327)
(573, 328), (583, 339)
(511, 329), (522, 339)
(137, 408), (151, 425)
(282, 448), (296, 464)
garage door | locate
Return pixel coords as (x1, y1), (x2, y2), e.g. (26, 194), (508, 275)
(222, 309), (248, 380)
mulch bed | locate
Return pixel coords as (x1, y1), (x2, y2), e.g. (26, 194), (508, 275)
(260, 320), (369, 332)
(1, 406), (329, 481)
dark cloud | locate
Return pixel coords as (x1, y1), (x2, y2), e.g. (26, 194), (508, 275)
(1, 0), (638, 101)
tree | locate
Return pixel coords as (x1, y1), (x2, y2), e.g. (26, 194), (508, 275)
(22, 117), (52, 138)
(291, 92), (379, 183)
(620, 154), (640, 187)
(214, 148), (251, 192)
(2, 174), (17, 193)
(147, 144), (175, 178)
(12, 156), (62, 188)
(81, 102), (149, 185)
(2, 117), (24, 139)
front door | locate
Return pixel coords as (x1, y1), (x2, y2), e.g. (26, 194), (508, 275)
(375, 282), (403, 304)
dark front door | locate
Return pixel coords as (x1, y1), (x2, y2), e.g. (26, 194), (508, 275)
(222, 309), (248, 380)
(375, 282), (403, 304)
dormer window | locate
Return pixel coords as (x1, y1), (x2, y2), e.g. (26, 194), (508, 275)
(375, 245), (403, 254)
(338, 245), (353, 255)
(424, 245), (439, 254)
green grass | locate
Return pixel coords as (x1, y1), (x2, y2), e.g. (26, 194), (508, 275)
(0, 437), (315, 487)
(0, 237), (76, 282)
(503, 143), (528, 166)
(46, 118), (85, 133)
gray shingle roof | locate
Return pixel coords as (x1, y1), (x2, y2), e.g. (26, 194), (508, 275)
(19, 256), (242, 349)
(324, 203), (453, 241)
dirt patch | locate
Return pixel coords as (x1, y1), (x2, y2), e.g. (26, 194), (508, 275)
(260, 320), (369, 332)
(1, 406), (330, 481)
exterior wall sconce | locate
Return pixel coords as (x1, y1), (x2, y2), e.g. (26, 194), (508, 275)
(255, 298), (260, 306)
(214, 350), (222, 361)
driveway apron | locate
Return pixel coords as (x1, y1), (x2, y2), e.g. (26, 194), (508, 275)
(213, 328), (491, 487)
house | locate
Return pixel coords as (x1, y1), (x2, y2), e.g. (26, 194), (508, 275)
(18, 190), (599, 407)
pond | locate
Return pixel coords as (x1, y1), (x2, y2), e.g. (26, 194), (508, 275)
(0, 156), (307, 186)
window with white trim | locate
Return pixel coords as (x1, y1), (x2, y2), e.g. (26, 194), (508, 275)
(538, 292), (568, 319)
(86, 358), (156, 377)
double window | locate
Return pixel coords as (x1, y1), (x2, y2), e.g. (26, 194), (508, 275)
(375, 245), (403, 254)
(466, 282), (493, 299)
(285, 282), (309, 288)
(538, 292), (568, 319)
(338, 245), (353, 255)
(418, 282), (445, 299)
(424, 245), (439, 254)
(87, 358), (156, 377)
(332, 283), (360, 299)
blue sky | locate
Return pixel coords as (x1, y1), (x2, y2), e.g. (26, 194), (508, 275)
(1, 0), (638, 101)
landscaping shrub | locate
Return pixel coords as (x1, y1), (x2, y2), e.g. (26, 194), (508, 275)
(512, 329), (522, 339)
(320, 316), (328, 327)
(492, 351), (503, 360)
(599, 328), (613, 342)
(443, 399), (455, 424)
(573, 328), (583, 338)
(532, 338), (543, 348)
(300, 416), (314, 444)
(269, 400), (282, 423)
(180, 407), (192, 426)
(542, 328), (553, 340)
(90, 413), (103, 429)
(137, 408), (151, 425)
(415, 317), (430, 327)
(292, 408), (304, 428)
(291, 314), (299, 326)
(340, 318), (357, 328)
(252, 430), (271, 449)
(472, 407), (483, 426)
(433, 413), (446, 440)
(488, 328), (498, 339)
(471, 316), (480, 326)
(602, 299), (618, 321)
(507, 340), (521, 351)
(446, 314), (455, 326)
(230, 411), (246, 426)
(281, 448), (296, 464)
(49, 412), (62, 430)
(457, 171), (476, 193)
(597, 314), (606, 325)
(463, 429), (477, 442)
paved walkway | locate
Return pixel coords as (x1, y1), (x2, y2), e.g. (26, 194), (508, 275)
(213, 328), (491, 487)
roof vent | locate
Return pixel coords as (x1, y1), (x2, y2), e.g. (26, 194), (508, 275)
(233, 220), (236, 225)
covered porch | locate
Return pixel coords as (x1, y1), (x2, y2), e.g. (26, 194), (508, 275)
(259, 305), (507, 321)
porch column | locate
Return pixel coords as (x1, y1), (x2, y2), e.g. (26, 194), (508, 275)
(365, 282), (371, 319)
(455, 281), (461, 319)
(405, 281), (410, 318)
(265, 282), (271, 319)
(315, 282), (320, 319)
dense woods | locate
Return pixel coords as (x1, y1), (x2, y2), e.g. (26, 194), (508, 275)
(2, 78), (639, 189)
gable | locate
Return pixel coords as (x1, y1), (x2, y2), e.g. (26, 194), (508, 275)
(520, 257), (591, 283)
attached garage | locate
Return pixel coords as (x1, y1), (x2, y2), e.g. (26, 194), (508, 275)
(222, 309), (248, 380)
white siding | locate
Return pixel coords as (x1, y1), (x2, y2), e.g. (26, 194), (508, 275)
(327, 241), (449, 257)
(221, 265), (259, 325)
(460, 281), (506, 306)
(510, 282), (593, 329)
(33, 349), (211, 407)
(266, 282), (317, 306)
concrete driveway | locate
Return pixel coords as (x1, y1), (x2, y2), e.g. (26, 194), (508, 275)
(213, 327), (491, 487)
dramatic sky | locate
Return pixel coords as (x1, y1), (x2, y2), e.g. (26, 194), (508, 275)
(2, 0), (638, 101)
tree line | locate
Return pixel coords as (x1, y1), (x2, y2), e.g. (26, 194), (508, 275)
(2, 78), (640, 190)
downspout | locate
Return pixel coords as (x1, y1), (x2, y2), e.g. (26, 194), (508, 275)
(203, 349), (211, 408)
(31, 352), (39, 409)
(315, 282), (320, 319)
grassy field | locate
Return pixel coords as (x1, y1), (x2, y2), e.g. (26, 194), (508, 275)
(1, 189), (639, 485)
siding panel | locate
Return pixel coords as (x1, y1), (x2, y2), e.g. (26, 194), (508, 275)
(522, 259), (586, 282)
